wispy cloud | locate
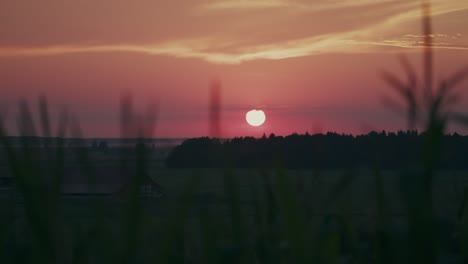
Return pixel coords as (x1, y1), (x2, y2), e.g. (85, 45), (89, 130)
(0, 33), (363, 63)
(199, 0), (407, 12)
(0, 32), (467, 64)
(0, 1), (467, 64)
(200, 0), (302, 10)
(372, 33), (468, 50)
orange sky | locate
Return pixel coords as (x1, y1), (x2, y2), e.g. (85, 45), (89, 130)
(0, 0), (467, 137)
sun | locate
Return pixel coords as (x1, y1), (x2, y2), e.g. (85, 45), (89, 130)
(246, 109), (266, 127)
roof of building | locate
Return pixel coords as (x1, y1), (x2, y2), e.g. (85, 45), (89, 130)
(0, 165), (162, 196)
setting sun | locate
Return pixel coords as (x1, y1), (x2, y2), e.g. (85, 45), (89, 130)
(246, 109), (266, 127)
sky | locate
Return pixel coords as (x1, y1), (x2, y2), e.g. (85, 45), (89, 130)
(0, 0), (468, 138)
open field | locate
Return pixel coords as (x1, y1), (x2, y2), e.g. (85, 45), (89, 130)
(154, 169), (468, 224)
(3, 168), (467, 226)
(1, 167), (466, 262)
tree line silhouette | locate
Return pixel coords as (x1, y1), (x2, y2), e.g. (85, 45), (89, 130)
(166, 131), (468, 169)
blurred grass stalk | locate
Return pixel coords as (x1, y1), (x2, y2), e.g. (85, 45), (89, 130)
(380, 0), (468, 263)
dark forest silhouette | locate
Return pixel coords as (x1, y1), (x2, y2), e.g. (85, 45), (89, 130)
(166, 131), (468, 169)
